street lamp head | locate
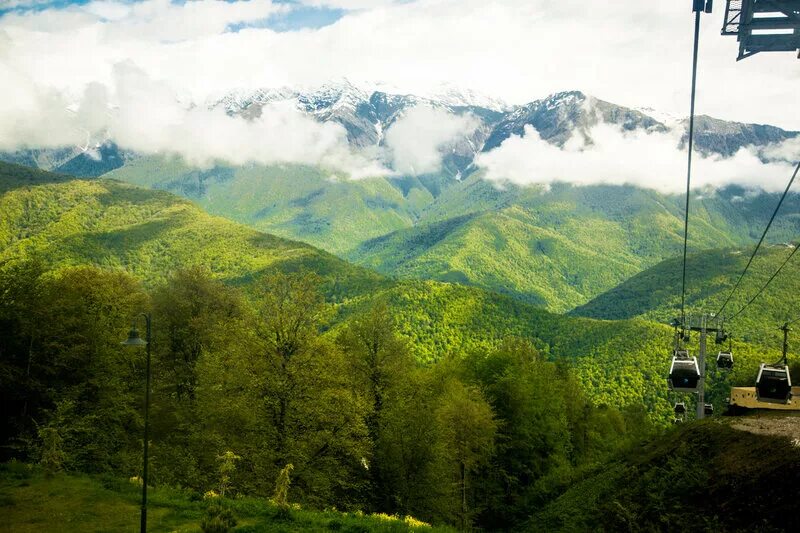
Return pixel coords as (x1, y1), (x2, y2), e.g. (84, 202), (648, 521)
(121, 324), (148, 346)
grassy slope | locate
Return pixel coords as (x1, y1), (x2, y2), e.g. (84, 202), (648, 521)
(532, 417), (800, 532)
(105, 157), (434, 255)
(0, 464), (444, 532)
(0, 162), (781, 422)
(572, 246), (800, 348)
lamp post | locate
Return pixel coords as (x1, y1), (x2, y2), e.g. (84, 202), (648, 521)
(121, 314), (152, 533)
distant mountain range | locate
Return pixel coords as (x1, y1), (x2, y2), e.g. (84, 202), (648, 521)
(5, 82), (796, 179)
(2, 83), (798, 312)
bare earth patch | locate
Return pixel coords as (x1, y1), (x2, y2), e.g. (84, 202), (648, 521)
(731, 415), (800, 446)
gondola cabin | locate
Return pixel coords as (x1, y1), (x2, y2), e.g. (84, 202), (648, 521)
(669, 353), (701, 393)
(674, 402), (687, 415)
(704, 403), (714, 416)
(716, 351), (734, 369)
(755, 363), (792, 404)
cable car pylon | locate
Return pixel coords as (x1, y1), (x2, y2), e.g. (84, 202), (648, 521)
(668, 314), (728, 419)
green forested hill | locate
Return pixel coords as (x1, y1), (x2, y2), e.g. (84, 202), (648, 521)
(105, 158), (800, 313)
(351, 177), (800, 312)
(0, 161), (384, 298)
(3, 161), (795, 531)
(572, 246), (800, 348)
(104, 157), (435, 255)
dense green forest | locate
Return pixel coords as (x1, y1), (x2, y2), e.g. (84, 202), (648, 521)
(0, 263), (657, 529)
(1, 162), (784, 420)
(104, 157), (433, 256)
(350, 178), (800, 312)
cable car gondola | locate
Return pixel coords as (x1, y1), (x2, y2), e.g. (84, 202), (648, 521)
(716, 351), (734, 369)
(755, 363), (792, 404)
(673, 402), (687, 415)
(704, 403), (714, 416)
(669, 351), (701, 393)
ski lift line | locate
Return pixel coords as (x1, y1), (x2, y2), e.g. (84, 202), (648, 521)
(680, 8), (703, 328)
(716, 160), (800, 318)
(727, 239), (800, 321)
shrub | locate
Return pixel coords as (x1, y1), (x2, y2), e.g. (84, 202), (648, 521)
(272, 463), (294, 508)
(38, 427), (66, 477)
(216, 451), (241, 497)
(200, 501), (237, 533)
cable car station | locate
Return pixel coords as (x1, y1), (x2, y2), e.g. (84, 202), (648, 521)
(722, 0), (800, 60)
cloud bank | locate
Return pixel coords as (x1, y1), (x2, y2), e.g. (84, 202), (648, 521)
(476, 124), (800, 194)
(0, 62), (387, 176)
(0, 0), (797, 187)
(384, 105), (477, 175)
(0, 0), (797, 129)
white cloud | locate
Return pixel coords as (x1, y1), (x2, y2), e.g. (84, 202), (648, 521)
(0, 0), (50, 9)
(383, 105), (477, 174)
(0, 61), (387, 177)
(299, 0), (397, 9)
(476, 123), (800, 194)
(2, 0), (283, 40)
(0, 0), (797, 130)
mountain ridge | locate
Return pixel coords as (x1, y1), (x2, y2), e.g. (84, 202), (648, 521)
(5, 84), (796, 179)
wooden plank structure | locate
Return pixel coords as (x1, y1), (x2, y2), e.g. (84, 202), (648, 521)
(729, 386), (800, 411)
(722, 0), (800, 59)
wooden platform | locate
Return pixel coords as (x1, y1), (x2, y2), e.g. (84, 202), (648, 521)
(729, 386), (800, 411)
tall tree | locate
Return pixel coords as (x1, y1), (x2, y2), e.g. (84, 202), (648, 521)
(254, 271), (368, 506)
(336, 301), (414, 510)
(149, 266), (251, 487)
(435, 378), (497, 529)
(34, 266), (147, 473)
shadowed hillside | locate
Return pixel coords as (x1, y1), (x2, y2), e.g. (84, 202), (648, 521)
(532, 416), (800, 532)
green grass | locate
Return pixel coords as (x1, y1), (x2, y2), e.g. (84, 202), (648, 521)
(0, 463), (447, 533)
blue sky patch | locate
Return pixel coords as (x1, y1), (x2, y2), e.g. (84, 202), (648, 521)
(229, 2), (347, 33)
(1, 0), (349, 31)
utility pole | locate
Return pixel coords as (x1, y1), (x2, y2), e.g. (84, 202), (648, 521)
(696, 314), (707, 420)
(781, 322), (790, 365)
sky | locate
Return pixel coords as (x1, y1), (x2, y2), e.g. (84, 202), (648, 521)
(0, 0), (798, 189)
